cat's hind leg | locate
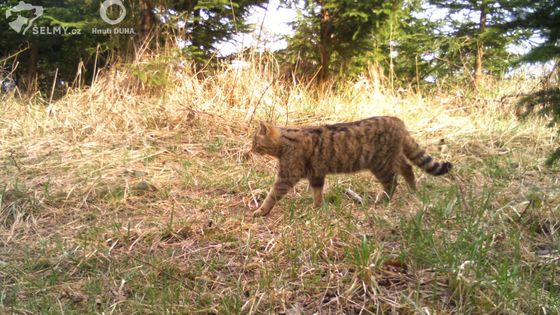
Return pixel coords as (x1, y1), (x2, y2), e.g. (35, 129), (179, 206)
(370, 167), (397, 202)
(398, 155), (416, 192)
(309, 176), (325, 207)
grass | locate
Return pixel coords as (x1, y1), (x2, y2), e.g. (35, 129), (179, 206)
(1, 55), (559, 314)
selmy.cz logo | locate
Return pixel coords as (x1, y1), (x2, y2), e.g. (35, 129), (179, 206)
(5, 1), (43, 34)
(5, 0), (134, 35)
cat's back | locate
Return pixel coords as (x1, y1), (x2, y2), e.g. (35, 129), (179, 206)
(322, 116), (404, 134)
(312, 116), (406, 143)
(282, 116), (405, 149)
(285, 116), (407, 173)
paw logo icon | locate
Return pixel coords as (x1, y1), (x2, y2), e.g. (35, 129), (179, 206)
(5, 1), (43, 34)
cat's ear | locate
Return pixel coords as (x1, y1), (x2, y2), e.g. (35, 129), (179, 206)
(259, 121), (270, 135)
(258, 121), (280, 140)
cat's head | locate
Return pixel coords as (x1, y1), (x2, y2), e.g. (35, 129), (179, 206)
(252, 121), (281, 156)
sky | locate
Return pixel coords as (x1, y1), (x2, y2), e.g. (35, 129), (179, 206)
(215, 0), (297, 56)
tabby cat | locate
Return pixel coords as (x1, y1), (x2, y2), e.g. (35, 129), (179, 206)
(251, 116), (452, 217)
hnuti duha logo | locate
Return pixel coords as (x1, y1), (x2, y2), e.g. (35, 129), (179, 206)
(94, 0), (134, 35)
(99, 0), (126, 25)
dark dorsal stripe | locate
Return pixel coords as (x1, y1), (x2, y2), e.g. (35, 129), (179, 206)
(308, 128), (322, 135)
(282, 135), (299, 142)
(325, 124), (350, 132)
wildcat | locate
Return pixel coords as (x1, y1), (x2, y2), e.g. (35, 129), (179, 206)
(251, 116), (452, 217)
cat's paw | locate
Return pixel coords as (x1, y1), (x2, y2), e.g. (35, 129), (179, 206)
(252, 207), (270, 217)
(374, 192), (392, 204)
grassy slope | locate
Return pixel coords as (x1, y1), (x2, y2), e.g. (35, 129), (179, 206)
(1, 59), (559, 314)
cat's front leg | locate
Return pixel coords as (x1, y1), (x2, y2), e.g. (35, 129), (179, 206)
(253, 176), (300, 217)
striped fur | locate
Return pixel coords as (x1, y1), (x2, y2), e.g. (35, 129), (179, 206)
(251, 116), (452, 217)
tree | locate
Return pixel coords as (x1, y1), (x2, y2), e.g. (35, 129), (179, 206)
(282, 0), (404, 81)
(511, 0), (560, 165)
(140, 0), (157, 44)
(154, 0), (268, 60)
(0, 0), (133, 93)
(0, 0), (268, 93)
(428, 0), (527, 88)
(364, 0), (438, 86)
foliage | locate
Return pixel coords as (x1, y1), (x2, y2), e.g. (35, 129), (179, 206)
(281, 0), (406, 80)
(278, 0), (533, 86)
(0, 0), (131, 92)
(367, 0), (440, 85)
(158, 0), (267, 59)
(0, 0), (266, 93)
(427, 0), (528, 85)
(512, 0), (560, 165)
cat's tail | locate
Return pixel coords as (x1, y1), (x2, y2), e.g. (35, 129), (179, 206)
(403, 134), (452, 176)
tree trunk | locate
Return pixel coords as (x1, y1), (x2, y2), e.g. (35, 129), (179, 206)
(139, 0), (156, 45)
(26, 41), (38, 92)
(318, 2), (332, 81)
(474, 5), (487, 88)
(191, 8), (201, 49)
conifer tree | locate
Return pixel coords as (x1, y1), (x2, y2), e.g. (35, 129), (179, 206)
(512, 0), (560, 165)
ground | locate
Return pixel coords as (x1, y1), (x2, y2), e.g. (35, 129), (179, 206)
(1, 65), (559, 314)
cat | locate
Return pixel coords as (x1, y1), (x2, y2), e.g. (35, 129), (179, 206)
(251, 116), (452, 217)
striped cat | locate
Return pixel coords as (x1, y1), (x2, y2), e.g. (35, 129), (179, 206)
(251, 116), (452, 217)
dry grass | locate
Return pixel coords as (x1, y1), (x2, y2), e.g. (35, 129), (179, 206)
(1, 53), (559, 314)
